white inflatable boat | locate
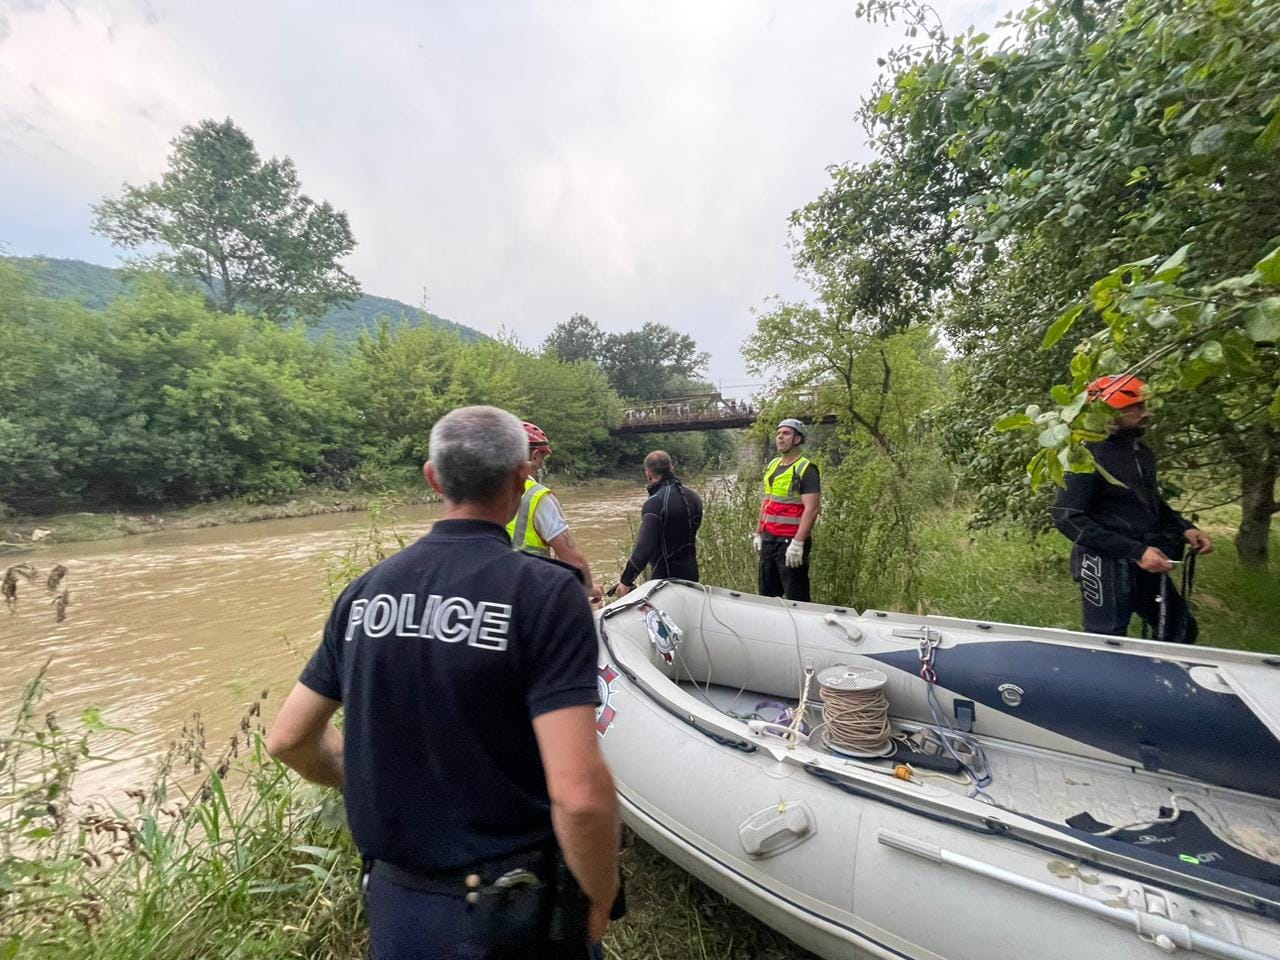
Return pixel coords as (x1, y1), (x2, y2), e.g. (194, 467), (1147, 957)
(595, 580), (1280, 960)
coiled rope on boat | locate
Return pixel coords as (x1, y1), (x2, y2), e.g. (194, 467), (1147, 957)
(817, 666), (894, 757)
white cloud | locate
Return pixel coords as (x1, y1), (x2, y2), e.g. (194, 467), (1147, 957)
(0, 0), (1016, 393)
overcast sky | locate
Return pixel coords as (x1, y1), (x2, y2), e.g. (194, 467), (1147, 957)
(1, 0), (1009, 395)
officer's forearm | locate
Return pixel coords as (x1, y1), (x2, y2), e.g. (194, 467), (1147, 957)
(273, 724), (344, 788)
(551, 780), (620, 908)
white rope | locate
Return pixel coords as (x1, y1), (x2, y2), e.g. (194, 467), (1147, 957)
(820, 680), (893, 754)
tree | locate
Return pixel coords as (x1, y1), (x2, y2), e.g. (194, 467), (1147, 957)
(542, 313), (605, 365)
(94, 118), (360, 324)
(597, 322), (709, 401)
(856, 0), (1280, 564)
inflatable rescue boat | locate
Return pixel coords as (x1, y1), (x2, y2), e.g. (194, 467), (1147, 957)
(595, 579), (1280, 960)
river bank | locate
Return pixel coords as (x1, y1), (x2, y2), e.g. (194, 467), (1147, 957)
(0, 470), (652, 555)
(0, 476), (434, 555)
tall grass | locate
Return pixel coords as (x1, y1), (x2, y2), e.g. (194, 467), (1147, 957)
(1, 665), (365, 959)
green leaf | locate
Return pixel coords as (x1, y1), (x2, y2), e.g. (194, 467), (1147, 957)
(1257, 110), (1280, 151)
(1069, 351), (1094, 383)
(1190, 340), (1224, 365)
(1189, 123), (1228, 156)
(293, 844), (339, 862)
(1050, 384), (1072, 405)
(1271, 386), (1280, 421)
(1066, 444), (1097, 472)
(1038, 422), (1070, 447)
(1027, 449), (1049, 489)
(1257, 247), (1280, 286)
(1061, 390), (1089, 423)
(1044, 303), (1086, 348)
(0, 936), (20, 960)
(1145, 309), (1178, 331)
(1153, 244), (1191, 280)
(1180, 359), (1216, 390)
(995, 413), (1034, 432)
(874, 91), (894, 115)
(1245, 299), (1280, 343)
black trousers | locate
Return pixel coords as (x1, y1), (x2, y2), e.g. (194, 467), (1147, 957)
(758, 536), (811, 603)
(1071, 550), (1197, 644)
(365, 868), (598, 960)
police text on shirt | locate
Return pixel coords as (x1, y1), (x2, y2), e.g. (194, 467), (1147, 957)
(344, 594), (512, 651)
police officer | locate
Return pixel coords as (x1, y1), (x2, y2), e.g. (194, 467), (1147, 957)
(1051, 375), (1212, 642)
(753, 418), (821, 602)
(267, 405), (620, 959)
(615, 450), (703, 597)
(509, 421), (603, 604)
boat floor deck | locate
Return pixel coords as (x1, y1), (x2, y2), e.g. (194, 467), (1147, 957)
(681, 681), (1280, 867)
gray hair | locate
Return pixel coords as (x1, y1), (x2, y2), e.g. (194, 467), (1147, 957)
(428, 406), (528, 503)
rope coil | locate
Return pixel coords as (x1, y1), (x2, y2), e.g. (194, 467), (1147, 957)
(818, 666), (893, 757)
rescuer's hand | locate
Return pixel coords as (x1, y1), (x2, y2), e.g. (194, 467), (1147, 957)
(784, 539), (805, 568)
(752, 533), (763, 554)
(1138, 547), (1174, 573)
(587, 582), (604, 604)
(1184, 529), (1213, 555)
(615, 583), (633, 598)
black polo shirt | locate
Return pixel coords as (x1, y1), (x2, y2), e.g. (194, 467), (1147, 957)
(299, 519), (599, 873)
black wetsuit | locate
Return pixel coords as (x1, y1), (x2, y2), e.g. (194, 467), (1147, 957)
(1051, 430), (1198, 643)
(620, 476), (703, 587)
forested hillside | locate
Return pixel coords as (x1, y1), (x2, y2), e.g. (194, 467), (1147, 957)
(2, 256), (483, 344)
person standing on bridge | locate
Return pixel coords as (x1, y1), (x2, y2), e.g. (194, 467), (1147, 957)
(615, 450), (703, 597)
(508, 421), (603, 603)
(754, 418), (821, 602)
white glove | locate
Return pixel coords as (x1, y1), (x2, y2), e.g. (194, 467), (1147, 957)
(752, 533), (763, 554)
(784, 539), (805, 568)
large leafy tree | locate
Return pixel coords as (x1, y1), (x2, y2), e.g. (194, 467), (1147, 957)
(94, 118), (360, 324)
(853, 0), (1280, 565)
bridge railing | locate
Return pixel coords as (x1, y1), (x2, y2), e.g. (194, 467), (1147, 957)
(621, 394), (757, 427)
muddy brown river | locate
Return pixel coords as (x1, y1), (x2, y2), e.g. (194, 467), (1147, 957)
(1, 480), (644, 798)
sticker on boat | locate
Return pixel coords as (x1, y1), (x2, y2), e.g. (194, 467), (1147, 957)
(640, 603), (682, 664)
(596, 664), (620, 736)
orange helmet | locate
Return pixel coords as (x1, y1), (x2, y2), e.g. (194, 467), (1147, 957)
(521, 421), (552, 452)
(1088, 375), (1148, 410)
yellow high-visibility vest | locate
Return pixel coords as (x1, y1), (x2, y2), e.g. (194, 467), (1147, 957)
(506, 477), (553, 556)
(760, 456), (811, 536)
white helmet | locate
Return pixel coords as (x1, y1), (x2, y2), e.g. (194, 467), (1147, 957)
(777, 418), (807, 441)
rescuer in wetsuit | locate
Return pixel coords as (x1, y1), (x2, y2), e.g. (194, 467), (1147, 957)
(615, 450), (703, 596)
(1051, 375), (1213, 643)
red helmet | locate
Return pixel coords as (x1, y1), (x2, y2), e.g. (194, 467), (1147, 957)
(522, 421), (552, 452)
(1088, 375), (1148, 410)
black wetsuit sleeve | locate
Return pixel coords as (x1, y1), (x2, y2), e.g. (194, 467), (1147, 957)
(620, 498), (663, 586)
(1158, 499), (1195, 535)
(1051, 471), (1146, 561)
